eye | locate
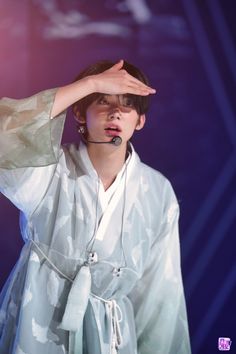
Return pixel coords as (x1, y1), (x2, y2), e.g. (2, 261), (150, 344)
(97, 97), (109, 105)
(123, 97), (134, 108)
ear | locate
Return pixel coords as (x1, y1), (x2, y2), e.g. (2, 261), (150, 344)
(73, 106), (86, 124)
(135, 114), (146, 131)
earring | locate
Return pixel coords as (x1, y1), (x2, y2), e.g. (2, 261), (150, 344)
(78, 125), (86, 134)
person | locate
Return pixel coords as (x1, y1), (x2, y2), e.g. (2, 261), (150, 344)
(0, 59), (191, 354)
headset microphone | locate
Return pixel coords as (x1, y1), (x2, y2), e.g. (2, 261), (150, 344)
(110, 136), (122, 146)
(87, 136), (122, 146)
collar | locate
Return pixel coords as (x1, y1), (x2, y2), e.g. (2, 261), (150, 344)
(77, 141), (137, 185)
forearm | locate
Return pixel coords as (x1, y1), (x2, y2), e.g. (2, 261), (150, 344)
(51, 77), (94, 118)
(51, 60), (156, 118)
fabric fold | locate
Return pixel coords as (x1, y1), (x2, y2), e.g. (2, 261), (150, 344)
(59, 265), (92, 332)
(0, 88), (66, 169)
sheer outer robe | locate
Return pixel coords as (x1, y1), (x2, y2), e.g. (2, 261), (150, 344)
(0, 89), (191, 354)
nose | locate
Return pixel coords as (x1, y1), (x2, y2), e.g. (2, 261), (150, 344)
(108, 107), (121, 121)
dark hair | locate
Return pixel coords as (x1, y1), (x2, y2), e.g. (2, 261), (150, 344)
(72, 60), (150, 118)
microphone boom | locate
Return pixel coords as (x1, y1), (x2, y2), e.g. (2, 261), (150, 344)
(87, 136), (122, 146)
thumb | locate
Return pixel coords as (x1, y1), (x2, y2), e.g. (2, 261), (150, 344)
(108, 59), (124, 72)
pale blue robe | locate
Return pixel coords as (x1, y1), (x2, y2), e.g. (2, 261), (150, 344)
(0, 89), (191, 353)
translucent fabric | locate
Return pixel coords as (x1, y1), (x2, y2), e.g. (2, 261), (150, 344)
(0, 89), (191, 354)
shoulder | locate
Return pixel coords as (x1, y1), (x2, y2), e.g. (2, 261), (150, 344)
(130, 145), (177, 200)
(135, 157), (179, 213)
(140, 161), (168, 184)
(139, 160), (175, 194)
(139, 161), (180, 227)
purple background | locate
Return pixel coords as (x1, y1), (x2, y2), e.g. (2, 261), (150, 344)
(0, 1), (235, 353)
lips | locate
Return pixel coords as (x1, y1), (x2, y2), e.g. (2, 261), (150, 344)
(104, 124), (122, 136)
(104, 124), (121, 132)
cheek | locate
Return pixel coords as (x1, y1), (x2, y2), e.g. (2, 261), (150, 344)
(128, 116), (141, 130)
(85, 113), (101, 131)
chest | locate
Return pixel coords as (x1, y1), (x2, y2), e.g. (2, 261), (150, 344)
(28, 168), (161, 287)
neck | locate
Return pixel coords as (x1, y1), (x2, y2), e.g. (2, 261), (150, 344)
(87, 143), (127, 190)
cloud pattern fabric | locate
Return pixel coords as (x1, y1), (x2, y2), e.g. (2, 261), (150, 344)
(0, 89), (191, 353)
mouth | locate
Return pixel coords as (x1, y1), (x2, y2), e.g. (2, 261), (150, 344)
(104, 125), (122, 136)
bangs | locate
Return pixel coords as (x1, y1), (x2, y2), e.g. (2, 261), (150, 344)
(123, 93), (149, 115)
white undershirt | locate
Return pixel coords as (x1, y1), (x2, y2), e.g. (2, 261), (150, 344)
(79, 142), (135, 241)
(98, 151), (131, 213)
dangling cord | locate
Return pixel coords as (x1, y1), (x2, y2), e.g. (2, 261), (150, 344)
(92, 294), (123, 354)
(119, 142), (133, 269)
(85, 176), (101, 256)
(119, 159), (128, 269)
(109, 299), (123, 354)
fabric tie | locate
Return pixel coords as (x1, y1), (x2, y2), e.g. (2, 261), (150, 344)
(108, 300), (123, 354)
(31, 241), (123, 352)
(59, 265), (91, 332)
(93, 295), (123, 354)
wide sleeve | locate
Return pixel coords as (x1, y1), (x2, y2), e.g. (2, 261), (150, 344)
(0, 89), (66, 216)
(0, 88), (65, 169)
(128, 180), (191, 354)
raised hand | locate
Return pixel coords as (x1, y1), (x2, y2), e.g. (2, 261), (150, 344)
(90, 60), (156, 96)
(52, 60), (156, 118)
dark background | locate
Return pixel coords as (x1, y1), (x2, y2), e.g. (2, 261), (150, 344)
(0, 0), (235, 353)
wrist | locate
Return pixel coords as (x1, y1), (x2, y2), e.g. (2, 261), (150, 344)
(82, 75), (97, 95)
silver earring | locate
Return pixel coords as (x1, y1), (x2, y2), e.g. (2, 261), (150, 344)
(78, 125), (86, 134)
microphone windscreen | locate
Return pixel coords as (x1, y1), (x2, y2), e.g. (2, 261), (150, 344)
(111, 136), (122, 146)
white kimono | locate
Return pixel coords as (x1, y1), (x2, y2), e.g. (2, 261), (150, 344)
(0, 89), (191, 354)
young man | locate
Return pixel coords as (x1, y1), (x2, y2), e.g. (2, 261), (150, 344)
(0, 60), (191, 353)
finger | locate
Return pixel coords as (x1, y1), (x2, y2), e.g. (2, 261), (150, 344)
(120, 70), (155, 90)
(125, 85), (156, 96)
(132, 83), (156, 94)
(127, 75), (155, 91)
(126, 77), (156, 94)
(128, 78), (156, 93)
(107, 59), (124, 72)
